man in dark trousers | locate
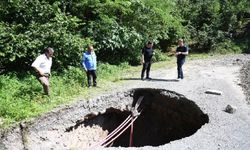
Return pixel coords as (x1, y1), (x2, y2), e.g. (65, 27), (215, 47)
(141, 41), (154, 80)
(82, 45), (97, 87)
(175, 39), (188, 79)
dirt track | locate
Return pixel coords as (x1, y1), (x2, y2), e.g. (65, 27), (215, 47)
(1, 54), (250, 150)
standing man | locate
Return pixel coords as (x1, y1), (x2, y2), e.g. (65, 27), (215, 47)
(31, 47), (54, 95)
(176, 39), (188, 79)
(141, 41), (154, 80)
(82, 45), (97, 87)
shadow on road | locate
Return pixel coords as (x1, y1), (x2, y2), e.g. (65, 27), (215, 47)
(122, 78), (179, 82)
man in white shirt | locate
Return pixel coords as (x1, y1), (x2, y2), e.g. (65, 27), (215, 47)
(31, 47), (54, 95)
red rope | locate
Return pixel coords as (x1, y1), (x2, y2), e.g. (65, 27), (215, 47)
(101, 116), (139, 147)
(89, 96), (144, 149)
(129, 119), (134, 147)
(100, 114), (132, 146)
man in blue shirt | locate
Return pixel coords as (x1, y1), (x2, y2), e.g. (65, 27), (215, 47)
(175, 39), (188, 79)
(82, 45), (97, 87)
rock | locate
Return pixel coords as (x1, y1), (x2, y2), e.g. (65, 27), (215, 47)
(84, 111), (98, 120)
(100, 109), (106, 114)
(205, 89), (223, 95)
(225, 105), (237, 114)
(92, 111), (99, 116)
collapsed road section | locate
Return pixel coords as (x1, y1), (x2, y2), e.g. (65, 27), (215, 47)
(0, 88), (208, 149)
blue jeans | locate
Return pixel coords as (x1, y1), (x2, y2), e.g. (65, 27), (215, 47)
(177, 59), (185, 79)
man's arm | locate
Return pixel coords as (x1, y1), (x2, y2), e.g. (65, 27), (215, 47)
(182, 47), (189, 55)
(180, 51), (188, 55)
(141, 54), (144, 64)
(176, 47), (188, 56)
(175, 47), (181, 56)
(81, 54), (87, 71)
(32, 66), (42, 75)
(141, 48), (145, 64)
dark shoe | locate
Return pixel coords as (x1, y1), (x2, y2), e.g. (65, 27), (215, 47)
(146, 77), (152, 80)
(141, 77), (144, 80)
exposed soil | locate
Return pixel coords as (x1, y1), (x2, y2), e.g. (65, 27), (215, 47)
(0, 54), (250, 150)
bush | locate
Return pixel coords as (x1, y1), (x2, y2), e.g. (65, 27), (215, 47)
(97, 62), (129, 81)
(152, 49), (168, 62)
(60, 66), (86, 84)
(0, 73), (42, 123)
(211, 40), (242, 54)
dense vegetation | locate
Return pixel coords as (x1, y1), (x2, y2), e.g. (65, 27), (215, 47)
(1, 0), (249, 71)
(0, 0), (249, 126)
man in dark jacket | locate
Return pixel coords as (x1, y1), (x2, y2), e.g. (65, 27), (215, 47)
(141, 41), (154, 80)
(175, 39), (188, 79)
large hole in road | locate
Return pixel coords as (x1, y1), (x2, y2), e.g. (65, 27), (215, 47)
(67, 88), (209, 148)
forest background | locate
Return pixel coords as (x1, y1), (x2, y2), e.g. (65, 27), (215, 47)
(0, 0), (249, 126)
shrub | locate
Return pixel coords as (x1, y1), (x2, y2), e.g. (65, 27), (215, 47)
(152, 49), (168, 62)
(211, 40), (242, 54)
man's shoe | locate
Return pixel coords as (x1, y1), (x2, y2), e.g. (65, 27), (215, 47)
(177, 78), (182, 81)
(146, 77), (152, 80)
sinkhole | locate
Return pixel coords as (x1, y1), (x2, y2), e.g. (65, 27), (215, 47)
(67, 88), (209, 148)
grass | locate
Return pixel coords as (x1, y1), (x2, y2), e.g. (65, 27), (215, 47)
(0, 52), (230, 128)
